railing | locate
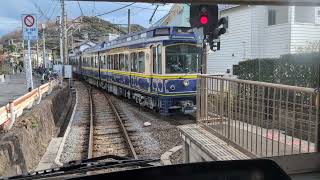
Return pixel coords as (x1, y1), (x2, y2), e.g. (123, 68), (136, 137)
(197, 75), (320, 157)
(0, 79), (59, 130)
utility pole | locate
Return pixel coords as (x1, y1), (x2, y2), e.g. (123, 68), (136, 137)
(36, 40), (39, 68)
(59, 16), (63, 65)
(27, 40), (34, 91)
(61, 0), (65, 65)
(128, 9), (131, 34)
(42, 24), (46, 68)
(64, 11), (68, 65)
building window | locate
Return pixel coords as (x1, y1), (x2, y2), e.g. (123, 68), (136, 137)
(295, 6), (315, 23)
(225, 16), (229, 29)
(268, 9), (276, 26)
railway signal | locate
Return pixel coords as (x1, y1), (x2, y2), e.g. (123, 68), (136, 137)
(190, 4), (218, 35)
(189, 4), (228, 50)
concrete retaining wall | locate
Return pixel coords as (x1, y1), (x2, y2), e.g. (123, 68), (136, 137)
(0, 85), (71, 177)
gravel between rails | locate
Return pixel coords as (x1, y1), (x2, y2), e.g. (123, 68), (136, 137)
(91, 89), (130, 158)
(60, 82), (90, 163)
(109, 95), (195, 160)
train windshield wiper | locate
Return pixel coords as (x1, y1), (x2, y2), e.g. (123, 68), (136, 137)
(2, 155), (159, 180)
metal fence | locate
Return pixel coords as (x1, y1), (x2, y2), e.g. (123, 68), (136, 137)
(197, 75), (320, 157)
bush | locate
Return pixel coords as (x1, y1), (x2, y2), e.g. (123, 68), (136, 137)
(233, 53), (320, 88)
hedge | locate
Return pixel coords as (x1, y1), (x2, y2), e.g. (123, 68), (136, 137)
(233, 53), (320, 88)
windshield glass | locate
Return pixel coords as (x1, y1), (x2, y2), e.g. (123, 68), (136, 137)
(1, 1), (320, 179)
(165, 44), (201, 74)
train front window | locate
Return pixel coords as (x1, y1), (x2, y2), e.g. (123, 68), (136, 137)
(165, 44), (201, 74)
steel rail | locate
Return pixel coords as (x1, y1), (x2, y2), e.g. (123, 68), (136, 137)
(104, 92), (138, 159)
(88, 87), (94, 159)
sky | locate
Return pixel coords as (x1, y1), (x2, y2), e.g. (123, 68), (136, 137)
(0, 0), (172, 37)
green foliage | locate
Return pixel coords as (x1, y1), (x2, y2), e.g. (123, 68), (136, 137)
(6, 45), (16, 52)
(234, 53), (320, 88)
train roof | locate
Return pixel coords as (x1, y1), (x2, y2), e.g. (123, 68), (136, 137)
(83, 26), (197, 54)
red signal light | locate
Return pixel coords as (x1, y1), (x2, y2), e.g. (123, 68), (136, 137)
(200, 15), (208, 25)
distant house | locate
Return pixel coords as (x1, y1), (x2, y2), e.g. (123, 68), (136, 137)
(69, 41), (96, 56)
(158, 5), (320, 74)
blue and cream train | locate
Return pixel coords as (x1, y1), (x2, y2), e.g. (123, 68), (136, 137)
(69, 26), (202, 115)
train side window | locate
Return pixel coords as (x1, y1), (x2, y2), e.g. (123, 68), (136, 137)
(91, 57), (94, 67)
(114, 54), (119, 70)
(95, 56), (97, 68)
(124, 54), (129, 71)
(157, 45), (162, 74)
(138, 52), (145, 73)
(131, 52), (137, 72)
(152, 47), (157, 74)
(119, 54), (125, 71)
(107, 55), (110, 69)
(110, 55), (114, 70)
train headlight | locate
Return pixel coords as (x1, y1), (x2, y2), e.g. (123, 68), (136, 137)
(183, 79), (190, 87)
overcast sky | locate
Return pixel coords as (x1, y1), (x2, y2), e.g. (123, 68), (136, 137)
(0, 0), (172, 37)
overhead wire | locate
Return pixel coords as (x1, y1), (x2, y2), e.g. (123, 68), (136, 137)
(77, 0), (85, 16)
(95, 2), (136, 17)
(48, 1), (59, 21)
(112, 2), (169, 12)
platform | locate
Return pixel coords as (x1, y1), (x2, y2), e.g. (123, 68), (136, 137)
(35, 138), (62, 171)
(178, 124), (250, 162)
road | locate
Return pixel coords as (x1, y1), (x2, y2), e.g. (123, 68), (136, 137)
(0, 73), (41, 106)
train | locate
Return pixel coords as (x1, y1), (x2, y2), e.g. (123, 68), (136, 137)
(69, 26), (202, 115)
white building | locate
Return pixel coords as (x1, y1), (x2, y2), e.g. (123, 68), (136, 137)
(159, 5), (320, 74)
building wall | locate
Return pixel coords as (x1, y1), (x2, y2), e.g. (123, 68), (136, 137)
(167, 4), (190, 27)
(207, 6), (253, 73)
(290, 23), (320, 53)
(207, 5), (292, 73)
(263, 23), (291, 58)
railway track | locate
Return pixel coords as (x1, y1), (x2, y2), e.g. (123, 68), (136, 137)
(88, 87), (138, 159)
(60, 82), (138, 163)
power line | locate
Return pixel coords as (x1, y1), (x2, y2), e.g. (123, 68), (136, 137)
(96, 2), (136, 17)
(77, 0), (84, 16)
(48, 1), (59, 21)
(112, 2), (169, 11)
(31, 0), (49, 21)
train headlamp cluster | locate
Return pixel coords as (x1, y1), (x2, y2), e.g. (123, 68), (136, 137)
(183, 79), (190, 87)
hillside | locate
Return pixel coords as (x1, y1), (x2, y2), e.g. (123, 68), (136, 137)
(70, 16), (145, 42)
(0, 16), (145, 50)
